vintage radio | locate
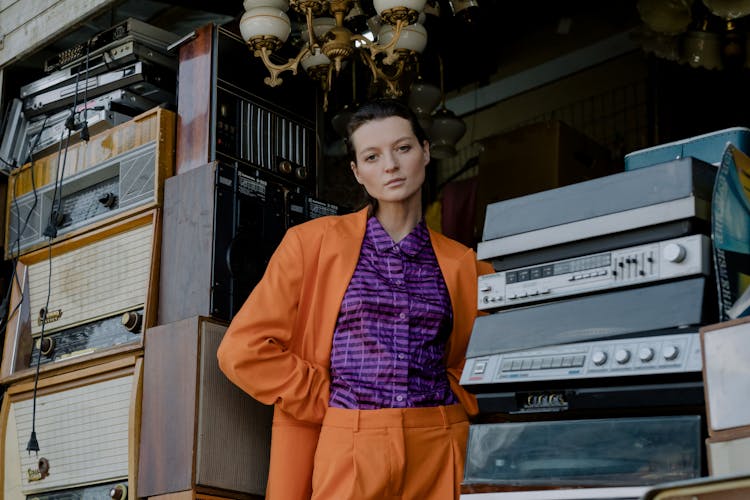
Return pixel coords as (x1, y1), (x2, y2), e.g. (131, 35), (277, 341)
(139, 316), (272, 497)
(5, 106), (175, 259)
(0, 210), (160, 380)
(462, 416), (703, 491)
(174, 23), (318, 185)
(159, 161), (339, 325)
(0, 352), (142, 499)
(23, 60), (175, 118)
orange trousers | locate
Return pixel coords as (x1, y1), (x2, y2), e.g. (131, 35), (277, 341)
(311, 404), (469, 500)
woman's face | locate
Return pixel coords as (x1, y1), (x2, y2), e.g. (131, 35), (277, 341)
(349, 116), (429, 209)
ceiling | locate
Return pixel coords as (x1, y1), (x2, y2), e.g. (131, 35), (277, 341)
(6, 0), (643, 103)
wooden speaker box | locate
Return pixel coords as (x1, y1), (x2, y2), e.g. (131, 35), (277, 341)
(5, 106), (175, 259)
(0, 351), (143, 499)
(1, 210), (161, 382)
(138, 316), (271, 498)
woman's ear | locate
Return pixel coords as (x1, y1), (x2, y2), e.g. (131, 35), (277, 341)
(351, 161), (363, 185)
(422, 140), (431, 165)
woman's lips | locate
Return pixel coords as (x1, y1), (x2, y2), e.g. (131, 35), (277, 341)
(386, 178), (406, 187)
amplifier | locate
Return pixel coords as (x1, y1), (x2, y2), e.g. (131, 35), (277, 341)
(5, 106), (175, 259)
(23, 38), (177, 99)
(139, 316), (272, 497)
(159, 161), (339, 325)
(462, 330), (702, 389)
(462, 416), (703, 489)
(468, 277), (714, 359)
(478, 234), (711, 311)
(23, 60), (175, 118)
(478, 157), (715, 260)
(0, 353), (142, 499)
(0, 210), (160, 380)
(0, 90), (160, 170)
(44, 18), (179, 73)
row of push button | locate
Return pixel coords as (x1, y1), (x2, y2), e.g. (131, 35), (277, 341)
(569, 269), (608, 281)
(501, 355), (585, 372)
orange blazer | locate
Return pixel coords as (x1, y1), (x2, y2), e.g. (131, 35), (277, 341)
(217, 207), (492, 500)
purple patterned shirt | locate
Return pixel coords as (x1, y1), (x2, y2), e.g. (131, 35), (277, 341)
(328, 216), (457, 409)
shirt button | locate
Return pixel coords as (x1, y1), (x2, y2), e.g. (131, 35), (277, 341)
(396, 395), (404, 402)
(399, 313), (406, 319)
(398, 353), (405, 360)
(395, 280), (403, 286)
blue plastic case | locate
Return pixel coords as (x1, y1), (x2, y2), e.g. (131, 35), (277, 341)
(624, 127), (750, 170)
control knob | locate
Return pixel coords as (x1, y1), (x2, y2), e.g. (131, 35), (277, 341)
(614, 348), (631, 364)
(591, 351), (608, 366)
(663, 345), (680, 361)
(638, 347), (655, 362)
(663, 243), (687, 263)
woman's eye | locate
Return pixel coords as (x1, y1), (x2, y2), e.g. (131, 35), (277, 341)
(398, 145), (411, 152)
(365, 154), (377, 162)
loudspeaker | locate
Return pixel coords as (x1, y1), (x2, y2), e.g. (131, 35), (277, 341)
(138, 316), (271, 498)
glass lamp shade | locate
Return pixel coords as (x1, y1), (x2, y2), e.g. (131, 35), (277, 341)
(682, 30), (724, 69)
(244, 0), (289, 11)
(408, 78), (441, 116)
(429, 108), (466, 159)
(240, 7), (292, 46)
(637, 0), (692, 35)
(301, 17), (337, 42)
(301, 46), (332, 71)
(378, 23), (428, 53)
(702, 0), (750, 19)
(374, 0), (427, 22)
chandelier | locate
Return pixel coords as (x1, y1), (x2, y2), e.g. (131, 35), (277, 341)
(239, 0), (430, 109)
(635, 0), (750, 70)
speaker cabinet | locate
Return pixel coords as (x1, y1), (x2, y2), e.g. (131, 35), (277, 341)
(138, 316), (271, 498)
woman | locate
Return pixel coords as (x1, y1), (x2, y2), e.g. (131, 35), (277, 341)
(217, 98), (492, 499)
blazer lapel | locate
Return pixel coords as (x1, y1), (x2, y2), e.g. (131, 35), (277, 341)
(310, 208), (369, 367)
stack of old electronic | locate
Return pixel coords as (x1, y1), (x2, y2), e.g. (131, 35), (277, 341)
(136, 23), (341, 500)
(460, 144), (721, 498)
(0, 18), (180, 500)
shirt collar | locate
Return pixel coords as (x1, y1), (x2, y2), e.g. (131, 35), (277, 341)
(366, 216), (430, 257)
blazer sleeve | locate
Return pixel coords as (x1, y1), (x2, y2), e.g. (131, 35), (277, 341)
(445, 251), (495, 418)
(217, 228), (330, 424)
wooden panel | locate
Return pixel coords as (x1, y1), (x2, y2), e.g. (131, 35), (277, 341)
(158, 163), (215, 324)
(139, 316), (200, 496)
(175, 23), (214, 174)
(0, 0), (119, 68)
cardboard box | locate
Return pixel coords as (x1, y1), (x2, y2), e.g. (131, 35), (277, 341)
(475, 120), (617, 242)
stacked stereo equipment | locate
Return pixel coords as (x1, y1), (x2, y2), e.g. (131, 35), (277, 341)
(0, 18), (178, 173)
(138, 23), (341, 500)
(460, 156), (719, 499)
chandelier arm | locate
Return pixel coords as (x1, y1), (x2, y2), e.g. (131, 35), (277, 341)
(351, 19), (406, 65)
(256, 45), (312, 87)
(304, 7), (320, 51)
(357, 50), (406, 96)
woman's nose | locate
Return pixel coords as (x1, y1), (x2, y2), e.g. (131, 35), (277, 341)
(385, 152), (399, 171)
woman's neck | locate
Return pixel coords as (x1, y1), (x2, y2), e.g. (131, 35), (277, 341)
(375, 201), (422, 243)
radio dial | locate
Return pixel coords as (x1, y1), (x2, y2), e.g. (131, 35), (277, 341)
(663, 345), (680, 361)
(614, 349), (631, 364)
(278, 160), (293, 174)
(663, 243), (687, 263)
(110, 484), (127, 499)
(591, 351), (608, 366)
(638, 347), (655, 362)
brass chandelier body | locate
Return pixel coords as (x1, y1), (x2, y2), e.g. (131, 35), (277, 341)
(242, 0), (427, 108)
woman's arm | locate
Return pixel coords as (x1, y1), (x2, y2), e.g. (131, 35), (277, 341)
(217, 228), (330, 424)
